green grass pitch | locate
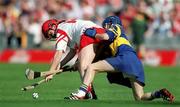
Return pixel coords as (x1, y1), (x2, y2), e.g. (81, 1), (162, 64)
(0, 63), (180, 107)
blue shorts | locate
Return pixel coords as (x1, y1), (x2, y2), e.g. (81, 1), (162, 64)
(105, 50), (145, 86)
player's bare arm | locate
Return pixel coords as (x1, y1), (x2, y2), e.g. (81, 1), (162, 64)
(45, 50), (64, 81)
(84, 24), (121, 41)
(50, 50), (64, 70)
(95, 33), (109, 40)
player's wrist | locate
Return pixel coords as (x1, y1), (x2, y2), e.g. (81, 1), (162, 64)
(34, 71), (41, 78)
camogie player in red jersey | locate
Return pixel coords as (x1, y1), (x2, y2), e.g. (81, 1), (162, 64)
(26, 19), (107, 99)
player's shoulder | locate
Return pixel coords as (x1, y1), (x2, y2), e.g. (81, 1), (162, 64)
(57, 22), (71, 32)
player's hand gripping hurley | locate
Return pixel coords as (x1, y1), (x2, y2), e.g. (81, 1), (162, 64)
(21, 66), (75, 91)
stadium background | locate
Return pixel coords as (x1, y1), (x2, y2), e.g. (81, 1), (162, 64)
(0, 0), (180, 107)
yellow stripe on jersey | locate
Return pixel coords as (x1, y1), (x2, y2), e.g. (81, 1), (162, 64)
(109, 37), (131, 56)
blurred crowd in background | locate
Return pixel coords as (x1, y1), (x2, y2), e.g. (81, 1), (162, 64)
(0, 0), (180, 50)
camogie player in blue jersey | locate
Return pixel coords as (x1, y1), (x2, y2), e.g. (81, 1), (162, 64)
(65, 16), (175, 102)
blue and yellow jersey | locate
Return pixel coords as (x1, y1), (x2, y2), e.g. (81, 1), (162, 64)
(107, 24), (135, 56)
(104, 24), (145, 87)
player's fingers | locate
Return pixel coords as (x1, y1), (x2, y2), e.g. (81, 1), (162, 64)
(45, 77), (49, 82)
(45, 78), (50, 82)
(45, 76), (52, 82)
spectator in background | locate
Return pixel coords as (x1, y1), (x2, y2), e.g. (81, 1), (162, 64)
(34, 0), (50, 22)
(7, 20), (22, 48)
(120, 1), (136, 35)
(146, 0), (173, 38)
(63, 0), (83, 19)
(145, 0), (162, 20)
(0, 0), (179, 50)
(4, 1), (21, 48)
(79, 0), (94, 20)
(27, 0), (49, 48)
(150, 12), (172, 38)
(130, 0), (148, 59)
(109, 0), (124, 16)
(27, 11), (42, 48)
(95, 0), (110, 18)
(171, 2), (180, 36)
(0, 11), (5, 32)
(46, 0), (67, 19)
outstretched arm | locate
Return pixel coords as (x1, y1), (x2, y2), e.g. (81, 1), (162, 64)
(45, 48), (77, 81)
(50, 50), (64, 71)
(84, 28), (110, 40)
(45, 50), (63, 81)
(84, 25), (121, 42)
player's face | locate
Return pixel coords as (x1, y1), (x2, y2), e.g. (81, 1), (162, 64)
(47, 29), (56, 41)
(103, 23), (112, 30)
(47, 24), (57, 41)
